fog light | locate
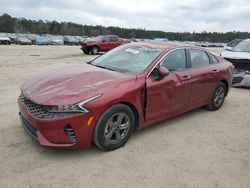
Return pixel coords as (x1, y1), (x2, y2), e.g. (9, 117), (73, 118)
(64, 124), (77, 143)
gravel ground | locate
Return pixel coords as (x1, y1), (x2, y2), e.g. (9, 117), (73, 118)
(0, 45), (249, 188)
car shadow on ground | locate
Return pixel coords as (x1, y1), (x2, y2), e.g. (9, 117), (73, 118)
(32, 107), (209, 158)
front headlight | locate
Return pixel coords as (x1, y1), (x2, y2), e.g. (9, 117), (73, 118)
(47, 94), (102, 114)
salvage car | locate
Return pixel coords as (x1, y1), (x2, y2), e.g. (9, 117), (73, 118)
(18, 42), (233, 150)
(16, 36), (32, 45)
(35, 36), (49, 45)
(63, 36), (79, 45)
(49, 35), (64, 45)
(0, 36), (11, 44)
(223, 39), (243, 50)
(26, 34), (39, 44)
(221, 39), (250, 87)
(81, 35), (126, 55)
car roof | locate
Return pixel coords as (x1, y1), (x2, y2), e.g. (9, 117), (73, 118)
(127, 41), (202, 51)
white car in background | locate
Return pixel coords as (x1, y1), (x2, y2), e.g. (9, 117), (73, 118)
(221, 39), (250, 87)
(0, 33), (11, 45)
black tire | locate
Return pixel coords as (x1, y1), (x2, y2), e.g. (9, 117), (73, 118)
(91, 46), (99, 55)
(83, 49), (90, 54)
(93, 104), (135, 151)
(206, 82), (227, 111)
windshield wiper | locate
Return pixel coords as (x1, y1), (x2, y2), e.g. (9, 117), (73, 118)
(93, 64), (115, 71)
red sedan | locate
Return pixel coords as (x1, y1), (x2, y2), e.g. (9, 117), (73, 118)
(18, 42), (234, 150)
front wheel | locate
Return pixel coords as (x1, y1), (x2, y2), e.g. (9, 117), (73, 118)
(91, 46), (99, 55)
(83, 49), (90, 54)
(93, 104), (135, 151)
(206, 82), (227, 111)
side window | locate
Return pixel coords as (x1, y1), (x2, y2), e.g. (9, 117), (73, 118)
(189, 49), (210, 68)
(110, 36), (118, 42)
(103, 36), (111, 42)
(208, 53), (219, 64)
(160, 49), (186, 71)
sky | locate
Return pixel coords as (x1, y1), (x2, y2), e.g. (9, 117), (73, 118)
(0, 0), (249, 32)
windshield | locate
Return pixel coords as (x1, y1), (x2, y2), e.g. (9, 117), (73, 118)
(232, 40), (250, 52)
(94, 35), (104, 41)
(91, 45), (163, 74)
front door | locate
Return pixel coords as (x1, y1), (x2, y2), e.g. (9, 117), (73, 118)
(146, 49), (192, 121)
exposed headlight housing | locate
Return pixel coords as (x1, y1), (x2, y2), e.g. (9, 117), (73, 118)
(47, 94), (102, 114)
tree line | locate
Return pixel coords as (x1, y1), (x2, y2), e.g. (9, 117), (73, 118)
(1, 13), (250, 42)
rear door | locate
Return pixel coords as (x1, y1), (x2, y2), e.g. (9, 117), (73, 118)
(187, 49), (219, 106)
(99, 36), (112, 51)
(146, 49), (192, 120)
(109, 36), (121, 49)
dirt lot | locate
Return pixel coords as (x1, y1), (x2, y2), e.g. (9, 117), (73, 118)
(0, 45), (249, 188)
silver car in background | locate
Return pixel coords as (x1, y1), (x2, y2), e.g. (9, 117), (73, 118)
(221, 39), (250, 87)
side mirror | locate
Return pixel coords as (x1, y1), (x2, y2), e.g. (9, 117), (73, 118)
(158, 66), (170, 77)
(102, 39), (106, 42)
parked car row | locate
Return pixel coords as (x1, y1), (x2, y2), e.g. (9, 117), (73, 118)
(0, 32), (88, 45)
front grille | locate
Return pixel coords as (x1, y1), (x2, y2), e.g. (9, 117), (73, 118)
(224, 58), (250, 71)
(232, 77), (244, 84)
(20, 115), (37, 139)
(19, 96), (78, 118)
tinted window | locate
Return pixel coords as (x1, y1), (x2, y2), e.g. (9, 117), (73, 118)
(103, 36), (112, 42)
(110, 36), (118, 42)
(160, 49), (186, 71)
(189, 49), (210, 67)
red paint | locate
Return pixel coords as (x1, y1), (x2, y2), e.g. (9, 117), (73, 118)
(81, 35), (126, 52)
(18, 42), (234, 148)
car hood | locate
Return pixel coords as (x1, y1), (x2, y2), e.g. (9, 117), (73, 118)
(221, 50), (250, 60)
(0, 37), (10, 41)
(83, 38), (97, 43)
(21, 63), (136, 105)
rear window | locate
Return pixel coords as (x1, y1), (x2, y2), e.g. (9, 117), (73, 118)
(189, 49), (210, 68)
(110, 36), (119, 42)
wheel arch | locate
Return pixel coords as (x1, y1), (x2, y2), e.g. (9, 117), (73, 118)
(92, 45), (100, 50)
(220, 80), (229, 96)
(120, 102), (140, 130)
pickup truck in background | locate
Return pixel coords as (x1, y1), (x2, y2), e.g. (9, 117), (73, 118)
(81, 35), (127, 55)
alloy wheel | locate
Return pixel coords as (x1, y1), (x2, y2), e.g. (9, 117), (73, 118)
(214, 87), (225, 107)
(104, 113), (130, 145)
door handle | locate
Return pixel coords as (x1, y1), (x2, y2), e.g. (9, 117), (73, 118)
(212, 69), (219, 73)
(181, 75), (190, 81)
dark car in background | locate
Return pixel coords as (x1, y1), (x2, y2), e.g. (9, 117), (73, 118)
(63, 36), (79, 45)
(81, 35), (127, 55)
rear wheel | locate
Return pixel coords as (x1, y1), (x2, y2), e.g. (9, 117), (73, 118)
(91, 46), (99, 55)
(93, 104), (135, 151)
(206, 82), (227, 111)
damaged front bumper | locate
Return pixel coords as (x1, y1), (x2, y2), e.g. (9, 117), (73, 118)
(232, 70), (250, 87)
